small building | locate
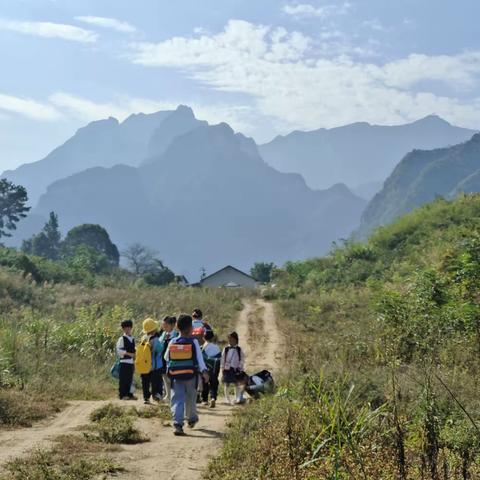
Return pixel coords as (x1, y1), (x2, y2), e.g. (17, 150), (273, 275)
(200, 265), (257, 288)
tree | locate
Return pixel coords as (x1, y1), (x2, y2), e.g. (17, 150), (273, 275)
(65, 245), (110, 275)
(21, 212), (61, 260)
(142, 259), (175, 286)
(62, 224), (119, 268)
(122, 243), (157, 275)
(0, 179), (30, 238)
(43, 212), (61, 259)
(250, 262), (276, 283)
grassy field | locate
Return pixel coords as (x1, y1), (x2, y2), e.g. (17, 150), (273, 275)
(207, 195), (480, 480)
(0, 269), (246, 428)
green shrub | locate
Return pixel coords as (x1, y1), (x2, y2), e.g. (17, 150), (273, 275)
(88, 415), (149, 444)
(89, 403), (129, 423)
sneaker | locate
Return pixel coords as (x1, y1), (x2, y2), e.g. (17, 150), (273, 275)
(153, 395), (162, 403)
(126, 395), (137, 401)
(187, 419), (198, 429)
(201, 400), (209, 406)
(234, 398), (246, 405)
(144, 399), (151, 405)
(173, 425), (185, 436)
(209, 399), (216, 408)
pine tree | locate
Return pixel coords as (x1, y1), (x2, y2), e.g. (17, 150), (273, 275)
(21, 211), (61, 260)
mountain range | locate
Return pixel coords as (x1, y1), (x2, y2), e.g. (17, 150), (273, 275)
(359, 133), (480, 235)
(259, 116), (477, 196)
(2, 105), (205, 205)
(31, 123), (366, 277)
(3, 104), (479, 278)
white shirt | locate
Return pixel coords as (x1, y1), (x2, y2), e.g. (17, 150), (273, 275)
(203, 342), (221, 358)
(221, 345), (244, 371)
(116, 335), (134, 364)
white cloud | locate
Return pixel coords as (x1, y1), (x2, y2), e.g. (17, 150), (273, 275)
(129, 20), (480, 131)
(0, 93), (62, 121)
(0, 18), (97, 43)
(131, 20), (310, 67)
(75, 16), (136, 33)
(50, 92), (141, 121)
(382, 52), (480, 90)
(284, 2), (351, 19)
(284, 4), (330, 18)
(362, 19), (388, 32)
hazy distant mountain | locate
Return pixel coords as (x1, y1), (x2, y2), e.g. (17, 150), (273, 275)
(145, 105), (207, 160)
(33, 123), (366, 277)
(259, 116), (477, 191)
(359, 133), (480, 235)
(351, 181), (384, 201)
(1, 106), (207, 205)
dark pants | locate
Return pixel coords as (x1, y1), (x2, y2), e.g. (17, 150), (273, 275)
(141, 369), (163, 400)
(119, 362), (134, 399)
(202, 369), (219, 401)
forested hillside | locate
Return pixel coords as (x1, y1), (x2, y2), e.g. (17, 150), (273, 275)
(209, 194), (480, 479)
(360, 133), (480, 235)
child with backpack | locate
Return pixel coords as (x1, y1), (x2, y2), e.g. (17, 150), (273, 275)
(201, 330), (221, 408)
(159, 315), (178, 403)
(221, 331), (246, 405)
(191, 308), (213, 345)
(135, 318), (164, 404)
(116, 319), (137, 400)
(164, 314), (209, 436)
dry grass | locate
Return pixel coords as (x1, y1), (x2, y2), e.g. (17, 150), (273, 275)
(0, 390), (65, 428)
(0, 435), (122, 480)
(0, 278), (249, 428)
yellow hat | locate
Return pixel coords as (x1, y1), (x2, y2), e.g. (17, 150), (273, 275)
(142, 317), (158, 334)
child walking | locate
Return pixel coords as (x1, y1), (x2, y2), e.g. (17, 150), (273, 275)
(221, 331), (246, 405)
(116, 319), (136, 400)
(165, 314), (209, 436)
(159, 315), (178, 403)
(138, 318), (164, 404)
(201, 330), (221, 408)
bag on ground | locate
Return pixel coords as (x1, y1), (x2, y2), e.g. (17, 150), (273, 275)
(246, 370), (275, 398)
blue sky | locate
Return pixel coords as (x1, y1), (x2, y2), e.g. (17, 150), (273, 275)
(1, 0), (480, 170)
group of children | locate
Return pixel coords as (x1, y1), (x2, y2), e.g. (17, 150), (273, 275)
(116, 308), (266, 436)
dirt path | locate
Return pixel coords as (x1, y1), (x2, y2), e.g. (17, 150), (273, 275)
(0, 400), (107, 466)
(236, 298), (284, 374)
(0, 299), (283, 478)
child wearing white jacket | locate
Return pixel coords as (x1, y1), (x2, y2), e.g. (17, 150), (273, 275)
(220, 331), (246, 405)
